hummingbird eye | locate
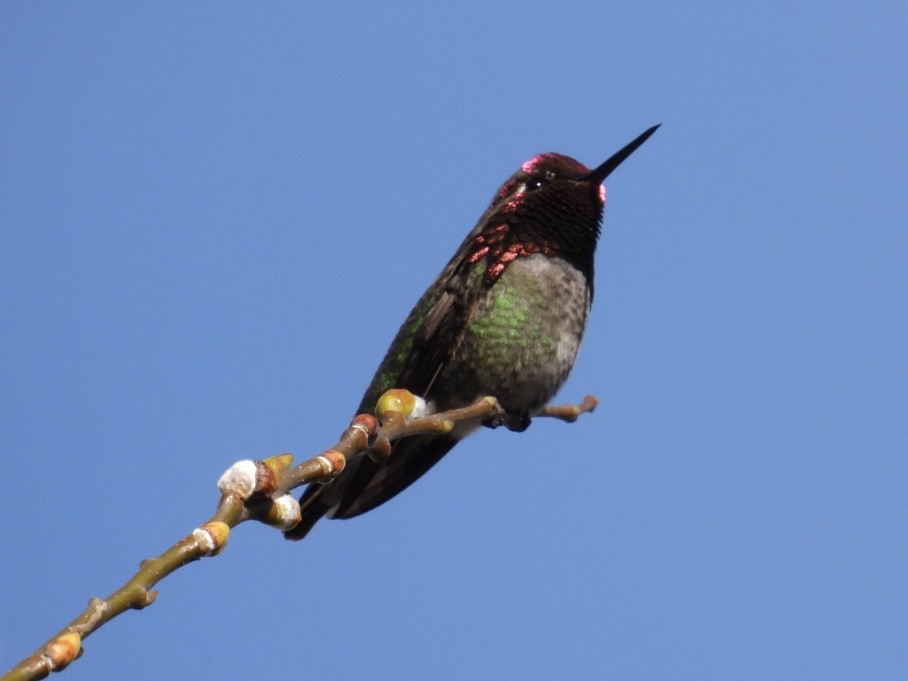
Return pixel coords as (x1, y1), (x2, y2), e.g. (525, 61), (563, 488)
(525, 177), (548, 192)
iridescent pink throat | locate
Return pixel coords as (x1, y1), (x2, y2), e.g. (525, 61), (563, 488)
(465, 221), (559, 283)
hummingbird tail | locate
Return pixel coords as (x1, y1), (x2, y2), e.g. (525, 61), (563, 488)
(283, 433), (460, 540)
(283, 484), (330, 541)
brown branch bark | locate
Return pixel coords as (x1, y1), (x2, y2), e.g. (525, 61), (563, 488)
(1, 393), (595, 681)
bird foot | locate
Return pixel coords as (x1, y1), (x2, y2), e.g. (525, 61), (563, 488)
(481, 408), (531, 432)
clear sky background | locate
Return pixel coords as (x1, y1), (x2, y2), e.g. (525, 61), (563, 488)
(2, 3), (906, 680)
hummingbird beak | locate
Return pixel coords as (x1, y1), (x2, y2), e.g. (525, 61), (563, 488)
(584, 124), (660, 185)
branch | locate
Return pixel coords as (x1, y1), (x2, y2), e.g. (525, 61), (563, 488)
(537, 394), (598, 421)
(2, 392), (595, 681)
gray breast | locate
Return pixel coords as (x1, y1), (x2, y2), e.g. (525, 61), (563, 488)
(439, 254), (591, 418)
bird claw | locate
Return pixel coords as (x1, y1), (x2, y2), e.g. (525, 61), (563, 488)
(504, 413), (531, 432)
(481, 407), (530, 432)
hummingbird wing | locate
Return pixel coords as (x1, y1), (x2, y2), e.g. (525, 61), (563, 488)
(286, 247), (486, 539)
(386, 282), (472, 400)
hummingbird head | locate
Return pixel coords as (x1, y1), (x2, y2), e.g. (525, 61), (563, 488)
(469, 125), (660, 286)
(490, 124), (661, 216)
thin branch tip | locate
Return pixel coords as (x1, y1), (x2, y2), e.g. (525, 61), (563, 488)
(537, 394), (600, 423)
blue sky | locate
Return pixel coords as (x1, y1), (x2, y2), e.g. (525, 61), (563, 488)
(2, 2), (906, 679)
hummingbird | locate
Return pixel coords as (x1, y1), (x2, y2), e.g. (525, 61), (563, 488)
(285, 125), (659, 540)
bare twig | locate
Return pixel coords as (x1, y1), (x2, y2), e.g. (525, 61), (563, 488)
(537, 394), (598, 422)
(2, 393), (594, 681)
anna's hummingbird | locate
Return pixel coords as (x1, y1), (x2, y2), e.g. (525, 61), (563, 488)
(286, 125), (659, 540)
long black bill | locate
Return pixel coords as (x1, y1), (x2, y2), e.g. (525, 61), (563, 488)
(585, 124), (660, 184)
